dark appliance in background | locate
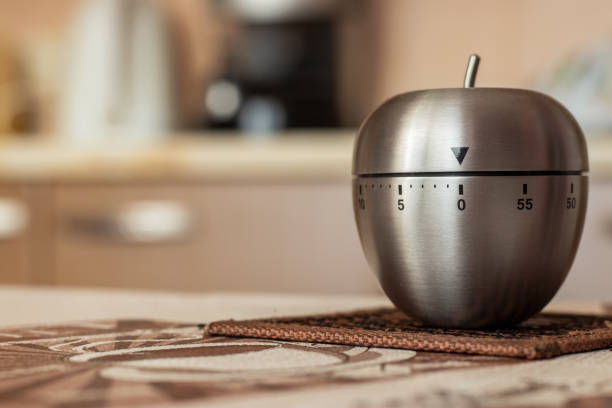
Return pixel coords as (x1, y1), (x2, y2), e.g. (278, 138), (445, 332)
(203, 1), (341, 132)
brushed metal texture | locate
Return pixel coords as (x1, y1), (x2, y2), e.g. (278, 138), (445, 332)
(353, 175), (588, 328)
(353, 88), (589, 175)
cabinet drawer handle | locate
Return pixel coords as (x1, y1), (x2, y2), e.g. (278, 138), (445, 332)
(0, 198), (28, 240)
(69, 200), (194, 244)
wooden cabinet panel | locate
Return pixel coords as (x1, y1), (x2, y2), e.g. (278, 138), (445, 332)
(22, 186), (56, 285)
(54, 183), (377, 294)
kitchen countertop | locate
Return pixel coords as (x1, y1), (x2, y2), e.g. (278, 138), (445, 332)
(0, 285), (611, 407)
(0, 131), (355, 183)
(0, 131), (611, 183)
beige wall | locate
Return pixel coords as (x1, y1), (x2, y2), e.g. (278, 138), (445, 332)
(372, 0), (612, 110)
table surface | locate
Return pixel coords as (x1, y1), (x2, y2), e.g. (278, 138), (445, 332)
(1, 285), (607, 327)
(0, 285), (394, 326)
(1, 285), (611, 408)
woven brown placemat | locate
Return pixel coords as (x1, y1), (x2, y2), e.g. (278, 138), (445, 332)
(207, 308), (612, 359)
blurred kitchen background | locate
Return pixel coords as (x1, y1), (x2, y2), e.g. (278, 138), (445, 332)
(0, 0), (611, 300)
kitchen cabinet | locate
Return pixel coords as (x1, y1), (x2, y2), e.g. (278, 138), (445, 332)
(0, 180), (610, 297)
(52, 183), (377, 293)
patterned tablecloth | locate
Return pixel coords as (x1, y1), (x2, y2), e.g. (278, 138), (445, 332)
(0, 286), (610, 407)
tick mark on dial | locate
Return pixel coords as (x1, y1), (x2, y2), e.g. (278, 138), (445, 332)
(459, 184), (464, 195)
(523, 184), (528, 195)
(571, 183), (574, 194)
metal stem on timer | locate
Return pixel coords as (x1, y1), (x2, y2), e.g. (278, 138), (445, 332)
(463, 54), (480, 88)
(352, 54), (589, 328)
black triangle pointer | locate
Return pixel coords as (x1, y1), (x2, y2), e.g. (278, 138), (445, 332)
(451, 147), (469, 165)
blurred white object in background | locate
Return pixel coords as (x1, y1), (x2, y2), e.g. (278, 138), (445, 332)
(61, 0), (173, 144)
(238, 96), (287, 134)
(225, 0), (338, 23)
(0, 198), (28, 240)
(204, 80), (242, 122)
(116, 200), (192, 243)
(540, 42), (612, 136)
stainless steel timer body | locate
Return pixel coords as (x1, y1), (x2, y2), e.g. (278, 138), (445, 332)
(352, 56), (589, 328)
